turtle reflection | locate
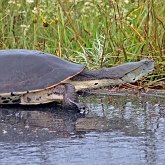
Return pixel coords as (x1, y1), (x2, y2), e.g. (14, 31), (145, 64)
(0, 105), (84, 142)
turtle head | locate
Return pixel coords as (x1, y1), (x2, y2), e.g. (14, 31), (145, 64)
(68, 59), (154, 91)
(121, 59), (154, 83)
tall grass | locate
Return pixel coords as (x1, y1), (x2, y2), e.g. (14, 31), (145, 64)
(0, 0), (164, 88)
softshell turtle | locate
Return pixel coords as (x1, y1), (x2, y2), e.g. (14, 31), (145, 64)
(0, 49), (154, 110)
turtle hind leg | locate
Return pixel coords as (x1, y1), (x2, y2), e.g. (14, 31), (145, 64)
(62, 84), (88, 113)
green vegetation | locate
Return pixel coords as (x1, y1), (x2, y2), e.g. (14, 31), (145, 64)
(0, 0), (164, 88)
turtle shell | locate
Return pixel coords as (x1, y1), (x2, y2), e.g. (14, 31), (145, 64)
(0, 49), (85, 93)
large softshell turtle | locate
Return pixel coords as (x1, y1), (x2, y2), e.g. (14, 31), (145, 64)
(0, 49), (154, 110)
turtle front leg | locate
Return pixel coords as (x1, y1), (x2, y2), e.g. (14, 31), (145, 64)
(62, 84), (88, 113)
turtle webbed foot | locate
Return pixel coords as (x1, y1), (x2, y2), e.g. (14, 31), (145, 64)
(67, 99), (89, 114)
(62, 98), (89, 114)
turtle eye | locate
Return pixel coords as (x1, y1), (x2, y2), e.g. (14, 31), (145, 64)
(94, 83), (98, 85)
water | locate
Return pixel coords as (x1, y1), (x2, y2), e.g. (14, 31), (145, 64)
(0, 91), (165, 165)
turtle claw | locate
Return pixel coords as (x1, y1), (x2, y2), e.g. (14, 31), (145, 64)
(76, 103), (89, 115)
(68, 99), (89, 114)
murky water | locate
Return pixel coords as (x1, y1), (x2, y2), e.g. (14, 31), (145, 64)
(0, 91), (165, 165)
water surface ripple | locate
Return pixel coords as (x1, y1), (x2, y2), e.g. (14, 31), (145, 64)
(0, 93), (165, 165)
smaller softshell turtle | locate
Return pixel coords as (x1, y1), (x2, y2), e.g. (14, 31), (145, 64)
(0, 49), (154, 110)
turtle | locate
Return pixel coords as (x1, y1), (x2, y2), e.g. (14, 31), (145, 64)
(0, 49), (154, 110)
